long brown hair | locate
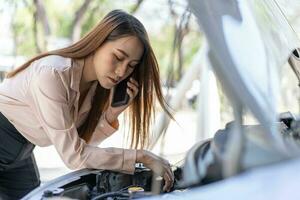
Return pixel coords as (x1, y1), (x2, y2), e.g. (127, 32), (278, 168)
(6, 9), (173, 149)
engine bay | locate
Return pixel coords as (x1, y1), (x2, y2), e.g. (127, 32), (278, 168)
(39, 165), (183, 200)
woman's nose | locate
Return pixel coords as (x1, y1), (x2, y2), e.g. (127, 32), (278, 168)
(115, 63), (127, 78)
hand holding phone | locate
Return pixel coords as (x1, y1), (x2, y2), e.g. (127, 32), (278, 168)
(111, 76), (131, 107)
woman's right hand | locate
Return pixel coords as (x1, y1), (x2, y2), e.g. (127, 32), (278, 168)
(136, 150), (174, 192)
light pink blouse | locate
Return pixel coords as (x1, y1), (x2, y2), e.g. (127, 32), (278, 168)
(0, 55), (136, 174)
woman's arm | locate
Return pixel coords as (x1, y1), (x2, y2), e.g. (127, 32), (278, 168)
(87, 111), (119, 146)
(29, 66), (136, 174)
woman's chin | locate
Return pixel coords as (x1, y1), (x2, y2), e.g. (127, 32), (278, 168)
(99, 80), (114, 89)
(103, 86), (112, 89)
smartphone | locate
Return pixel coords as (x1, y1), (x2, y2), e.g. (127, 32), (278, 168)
(111, 76), (131, 107)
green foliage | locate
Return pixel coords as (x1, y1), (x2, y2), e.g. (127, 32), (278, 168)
(45, 0), (74, 37)
(150, 25), (203, 81)
(4, 0), (203, 81)
(182, 31), (203, 69)
(149, 25), (175, 77)
(12, 1), (35, 56)
(80, 0), (107, 38)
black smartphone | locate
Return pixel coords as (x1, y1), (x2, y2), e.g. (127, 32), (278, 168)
(111, 76), (131, 107)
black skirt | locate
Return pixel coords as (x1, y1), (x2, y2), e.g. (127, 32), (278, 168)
(0, 112), (40, 199)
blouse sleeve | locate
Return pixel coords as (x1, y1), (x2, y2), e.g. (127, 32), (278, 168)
(29, 66), (136, 174)
(87, 111), (119, 146)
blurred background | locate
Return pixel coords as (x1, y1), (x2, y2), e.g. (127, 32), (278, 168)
(1, 0), (300, 183)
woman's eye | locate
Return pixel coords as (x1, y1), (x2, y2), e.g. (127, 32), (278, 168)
(114, 54), (123, 61)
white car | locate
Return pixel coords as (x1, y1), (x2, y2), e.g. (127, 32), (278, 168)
(22, 0), (300, 199)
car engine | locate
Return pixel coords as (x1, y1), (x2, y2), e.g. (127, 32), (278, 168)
(36, 165), (183, 200)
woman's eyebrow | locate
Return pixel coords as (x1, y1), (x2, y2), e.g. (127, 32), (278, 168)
(117, 48), (140, 62)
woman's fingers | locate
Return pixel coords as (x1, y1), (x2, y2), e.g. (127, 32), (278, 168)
(127, 88), (134, 99)
(127, 79), (139, 100)
(165, 165), (174, 190)
(130, 77), (139, 87)
(161, 159), (173, 179)
(140, 151), (174, 192)
(127, 81), (138, 92)
(159, 160), (174, 192)
(163, 171), (173, 192)
(166, 166), (174, 183)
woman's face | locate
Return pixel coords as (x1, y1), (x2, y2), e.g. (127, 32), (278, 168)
(93, 36), (144, 89)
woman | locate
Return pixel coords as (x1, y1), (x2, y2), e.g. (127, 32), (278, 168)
(0, 9), (174, 199)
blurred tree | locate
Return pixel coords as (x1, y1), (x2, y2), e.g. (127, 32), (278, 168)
(4, 0), (35, 57)
(70, 0), (93, 42)
(33, 0), (51, 52)
(1, 0), (203, 86)
(165, 0), (193, 86)
(130, 0), (144, 14)
(8, 0), (18, 58)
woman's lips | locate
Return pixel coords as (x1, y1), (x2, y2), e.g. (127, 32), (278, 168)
(108, 77), (118, 84)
